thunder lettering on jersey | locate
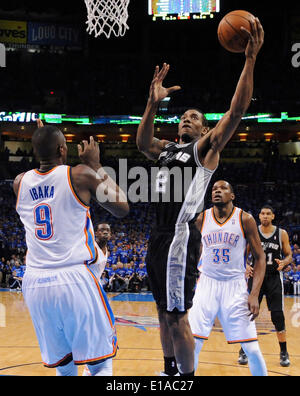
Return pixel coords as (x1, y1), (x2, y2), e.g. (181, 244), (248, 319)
(200, 207), (247, 281)
(16, 165), (100, 269)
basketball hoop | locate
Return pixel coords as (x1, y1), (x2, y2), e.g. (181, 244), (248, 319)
(84, 0), (130, 39)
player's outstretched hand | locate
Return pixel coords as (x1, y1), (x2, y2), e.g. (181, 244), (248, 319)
(241, 17), (264, 59)
(245, 264), (254, 279)
(148, 63), (181, 105)
(37, 118), (44, 128)
(78, 136), (100, 169)
(275, 259), (286, 272)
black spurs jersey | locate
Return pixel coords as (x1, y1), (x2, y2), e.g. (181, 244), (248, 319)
(258, 225), (283, 275)
(152, 140), (215, 227)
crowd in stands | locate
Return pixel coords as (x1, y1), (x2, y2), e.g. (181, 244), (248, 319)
(0, 148), (300, 294)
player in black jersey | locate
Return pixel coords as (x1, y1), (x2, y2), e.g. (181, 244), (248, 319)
(238, 205), (293, 368)
(137, 18), (264, 376)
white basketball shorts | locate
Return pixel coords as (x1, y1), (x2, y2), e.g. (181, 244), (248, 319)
(189, 273), (258, 344)
(22, 264), (117, 367)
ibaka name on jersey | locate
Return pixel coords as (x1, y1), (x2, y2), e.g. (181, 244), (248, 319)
(29, 185), (55, 201)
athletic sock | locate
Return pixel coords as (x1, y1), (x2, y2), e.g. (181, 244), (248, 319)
(164, 356), (178, 375)
(279, 342), (287, 354)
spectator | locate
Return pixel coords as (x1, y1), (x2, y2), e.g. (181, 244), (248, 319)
(2, 260), (12, 288)
(123, 263), (135, 291)
(0, 257), (5, 286)
(128, 272), (143, 293)
(283, 265), (293, 295)
(100, 270), (110, 292)
(8, 260), (23, 290)
(136, 263), (149, 291)
(290, 265), (300, 295)
(108, 264), (117, 292)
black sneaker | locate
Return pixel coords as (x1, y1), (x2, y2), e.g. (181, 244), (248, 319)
(238, 348), (248, 365)
(280, 352), (290, 367)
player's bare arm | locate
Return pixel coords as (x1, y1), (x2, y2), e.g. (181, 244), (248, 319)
(13, 119), (44, 197)
(13, 119), (44, 196)
(275, 229), (293, 271)
(13, 172), (26, 197)
(72, 136), (129, 218)
(199, 18), (264, 171)
(243, 211), (266, 321)
(195, 211), (205, 232)
(136, 63), (180, 160)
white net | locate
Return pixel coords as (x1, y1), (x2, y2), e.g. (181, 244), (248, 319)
(84, 0), (130, 39)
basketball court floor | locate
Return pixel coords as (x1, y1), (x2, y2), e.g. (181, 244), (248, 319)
(0, 289), (299, 376)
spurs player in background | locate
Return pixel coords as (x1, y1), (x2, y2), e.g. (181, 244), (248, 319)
(189, 180), (268, 376)
(14, 120), (128, 376)
(238, 205), (293, 367)
(137, 18), (264, 375)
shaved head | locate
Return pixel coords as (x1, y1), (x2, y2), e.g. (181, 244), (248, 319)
(32, 126), (67, 163)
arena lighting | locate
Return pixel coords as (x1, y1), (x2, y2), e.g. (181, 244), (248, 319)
(120, 134), (131, 142)
(1, 111), (300, 125)
(238, 133), (248, 142)
(264, 133), (274, 142)
(96, 134), (106, 142)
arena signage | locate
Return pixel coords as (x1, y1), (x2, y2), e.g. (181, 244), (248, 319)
(27, 22), (82, 48)
(0, 112), (38, 122)
(0, 20), (27, 44)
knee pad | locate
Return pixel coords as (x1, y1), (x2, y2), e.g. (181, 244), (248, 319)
(271, 311), (285, 332)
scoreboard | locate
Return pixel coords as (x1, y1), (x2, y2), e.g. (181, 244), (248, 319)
(149, 0), (220, 20)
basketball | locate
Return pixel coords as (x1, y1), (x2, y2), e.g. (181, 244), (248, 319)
(217, 10), (256, 53)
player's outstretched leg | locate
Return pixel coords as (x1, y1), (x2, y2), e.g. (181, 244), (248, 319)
(194, 338), (204, 372)
(240, 342), (268, 376)
(165, 311), (195, 376)
(56, 360), (78, 376)
(86, 359), (113, 376)
(157, 308), (179, 376)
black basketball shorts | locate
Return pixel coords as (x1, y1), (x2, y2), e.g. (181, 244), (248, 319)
(248, 272), (284, 312)
(146, 222), (201, 313)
